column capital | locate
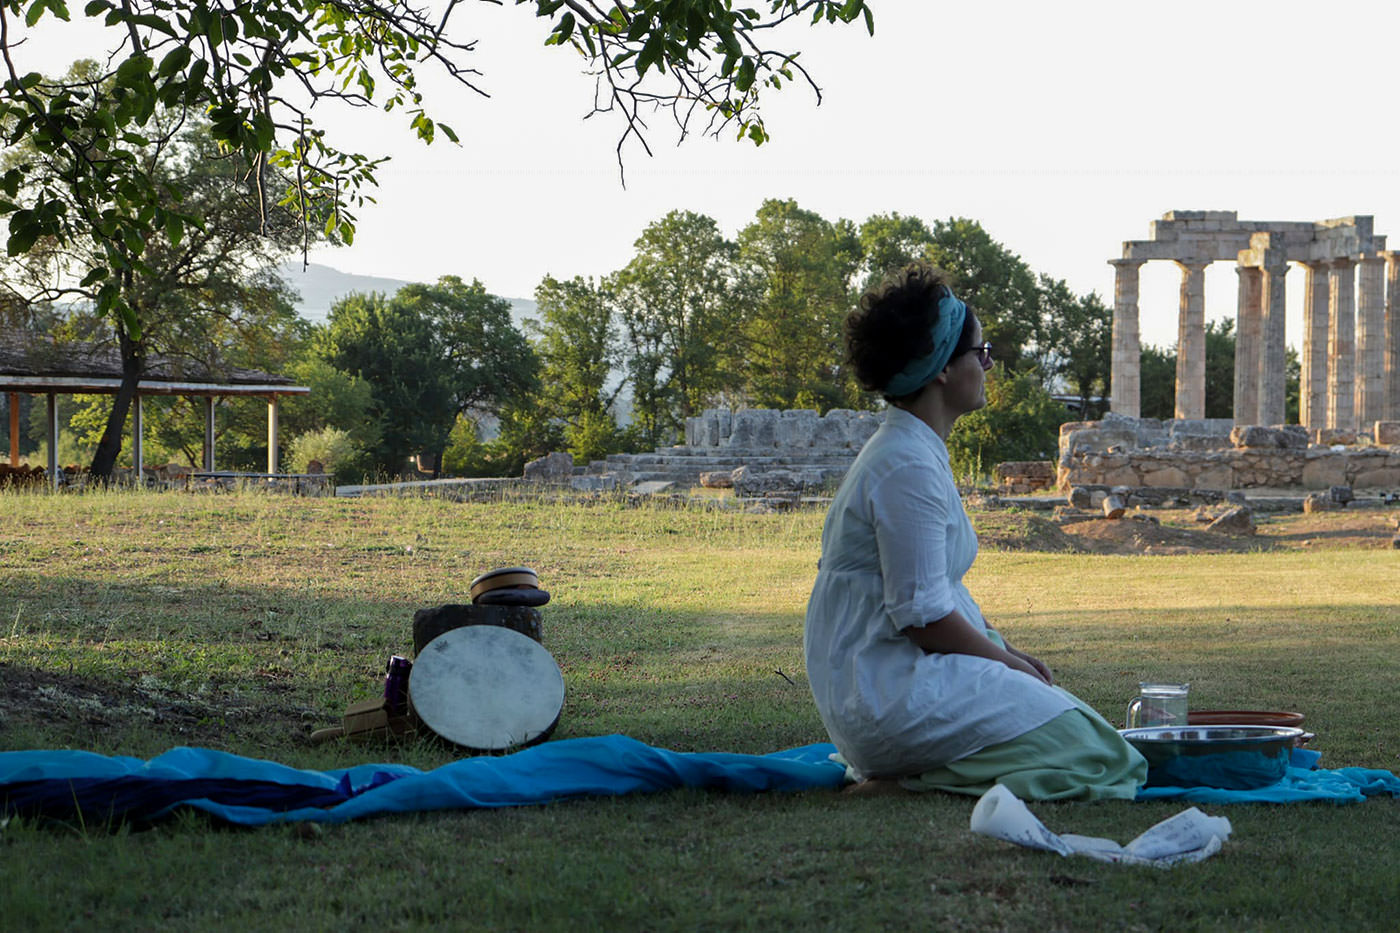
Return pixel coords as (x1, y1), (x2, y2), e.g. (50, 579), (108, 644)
(1173, 258), (1211, 273)
(1330, 255), (1357, 269)
(1354, 251), (1387, 265)
(1108, 257), (1146, 270)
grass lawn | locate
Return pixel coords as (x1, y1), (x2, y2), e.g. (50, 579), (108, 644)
(2, 489), (1398, 931)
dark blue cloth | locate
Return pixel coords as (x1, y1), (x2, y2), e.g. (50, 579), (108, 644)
(1135, 748), (1400, 804)
(0, 735), (848, 826)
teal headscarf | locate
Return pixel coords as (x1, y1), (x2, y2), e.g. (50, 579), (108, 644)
(881, 292), (967, 397)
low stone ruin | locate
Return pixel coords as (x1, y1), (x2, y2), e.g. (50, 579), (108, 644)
(995, 461), (1056, 494)
(1059, 413), (1400, 491)
(578, 408), (881, 490)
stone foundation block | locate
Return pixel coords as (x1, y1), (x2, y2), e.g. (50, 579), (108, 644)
(1192, 464), (1234, 489)
(1302, 454), (1346, 489)
(1375, 421), (1400, 445)
(1353, 467), (1400, 489)
(776, 409), (819, 448)
(1140, 466), (1190, 487)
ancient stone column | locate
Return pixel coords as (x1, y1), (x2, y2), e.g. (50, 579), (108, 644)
(1327, 257), (1357, 430)
(1386, 252), (1400, 421)
(1174, 260), (1209, 420)
(1232, 264), (1262, 426)
(1355, 253), (1386, 428)
(1300, 262), (1330, 430)
(1258, 259), (1289, 426)
(1109, 258), (1145, 418)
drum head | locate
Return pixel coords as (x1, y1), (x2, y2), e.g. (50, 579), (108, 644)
(409, 625), (565, 751)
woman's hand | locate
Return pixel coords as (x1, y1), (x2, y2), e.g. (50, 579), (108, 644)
(1006, 646), (1053, 685)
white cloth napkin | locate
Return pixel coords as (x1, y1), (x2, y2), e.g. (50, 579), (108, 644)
(969, 784), (1231, 868)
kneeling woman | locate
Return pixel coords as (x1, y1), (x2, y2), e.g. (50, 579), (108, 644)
(804, 262), (1146, 799)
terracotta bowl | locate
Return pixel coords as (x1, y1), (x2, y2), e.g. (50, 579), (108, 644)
(1187, 709), (1305, 728)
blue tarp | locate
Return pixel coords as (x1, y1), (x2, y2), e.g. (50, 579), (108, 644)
(0, 735), (848, 826)
(3, 739), (1396, 827)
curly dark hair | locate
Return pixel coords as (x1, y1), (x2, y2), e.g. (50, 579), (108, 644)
(845, 261), (975, 402)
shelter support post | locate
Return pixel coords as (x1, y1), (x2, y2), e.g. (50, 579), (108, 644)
(8, 392), (18, 466)
(1174, 260), (1209, 420)
(1233, 264), (1262, 425)
(46, 391), (58, 488)
(132, 393), (143, 480)
(1109, 258), (1144, 417)
(1327, 258), (1357, 430)
(266, 395), (279, 474)
(203, 397), (216, 471)
(1355, 253), (1386, 428)
(1301, 262), (1330, 430)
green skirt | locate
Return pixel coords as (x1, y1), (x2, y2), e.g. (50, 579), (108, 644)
(898, 687), (1147, 801)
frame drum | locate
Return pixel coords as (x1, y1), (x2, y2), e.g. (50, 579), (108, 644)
(408, 625), (565, 751)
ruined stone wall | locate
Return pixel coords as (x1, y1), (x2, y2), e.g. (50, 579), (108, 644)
(1059, 413), (1400, 490)
(684, 408), (880, 451)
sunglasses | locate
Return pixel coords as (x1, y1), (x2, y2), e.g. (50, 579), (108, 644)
(966, 342), (993, 370)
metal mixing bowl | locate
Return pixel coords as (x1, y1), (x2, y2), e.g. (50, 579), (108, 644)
(1121, 725), (1304, 789)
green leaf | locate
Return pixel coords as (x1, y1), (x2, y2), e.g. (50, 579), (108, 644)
(439, 122), (459, 144)
(79, 267), (108, 287)
(128, 13), (176, 36)
(735, 58), (755, 93)
(157, 45), (192, 78)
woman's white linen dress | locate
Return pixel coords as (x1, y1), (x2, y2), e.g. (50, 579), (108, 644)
(804, 406), (1075, 780)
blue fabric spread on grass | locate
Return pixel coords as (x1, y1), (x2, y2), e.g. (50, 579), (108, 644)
(5, 740), (1398, 826)
(0, 735), (847, 826)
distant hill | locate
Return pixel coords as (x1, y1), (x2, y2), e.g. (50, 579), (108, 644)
(275, 262), (538, 330)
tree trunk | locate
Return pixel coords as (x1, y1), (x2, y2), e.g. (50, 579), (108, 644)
(88, 328), (144, 481)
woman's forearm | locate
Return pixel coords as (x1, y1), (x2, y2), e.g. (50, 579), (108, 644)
(902, 610), (1051, 683)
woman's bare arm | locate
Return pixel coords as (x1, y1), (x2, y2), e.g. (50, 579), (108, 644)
(902, 610), (1052, 684)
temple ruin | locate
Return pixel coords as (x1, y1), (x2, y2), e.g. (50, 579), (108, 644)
(1109, 211), (1400, 430)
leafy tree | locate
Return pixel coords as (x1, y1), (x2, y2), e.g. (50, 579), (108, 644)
(315, 277), (536, 475)
(737, 198), (861, 410)
(1203, 318), (1235, 419)
(1037, 274), (1111, 417)
(926, 218), (1040, 373)
(856, 212), (934, 290)
(279, 355), (382, 462)
(1, 95), (307, 477)
(1, 0), (874, 328)
(1139, 343), (1176, 421)
(530, 275), (625, 463)
(947, 364), (1068, 482)
(612, 210), (751, 442)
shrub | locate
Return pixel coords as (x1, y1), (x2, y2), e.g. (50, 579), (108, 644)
(286, 427), (373, 484)
(948, 365), (1068, 483)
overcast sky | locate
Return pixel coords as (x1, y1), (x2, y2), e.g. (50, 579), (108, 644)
(16, 1), (1400, 350)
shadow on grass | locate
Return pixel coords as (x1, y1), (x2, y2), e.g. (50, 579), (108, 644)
(0, 572), (818, 764)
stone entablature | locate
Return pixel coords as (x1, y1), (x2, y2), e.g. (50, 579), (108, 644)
(1059, 414), (1400, 491)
